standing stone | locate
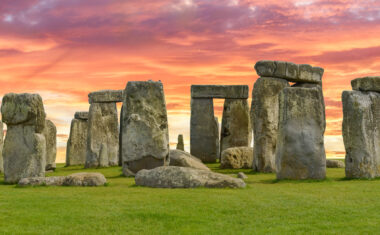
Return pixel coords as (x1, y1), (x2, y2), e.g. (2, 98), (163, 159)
(214, 117), (220, 160)
(252, 77), (289, 172)
(119, 104), (125, 166)
(220, 147), (254, 169)
(122, 81), (169, 175)
(43, 120), (57, 171)
(176, 134), (185, 151)
(220, 99), (251, 154)
(1, 93), (46, 183)
(190, 98), (219, 163)
(85, 102), (119, 168)
(275, 87), (326, 180)
(342, 90), (380, 178)
(0, 121), (3, 173)
(66, 112), (88, 166)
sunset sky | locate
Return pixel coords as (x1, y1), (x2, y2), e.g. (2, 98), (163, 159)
(1, 0), (379, 162)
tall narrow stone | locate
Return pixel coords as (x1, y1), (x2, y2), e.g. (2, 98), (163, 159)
(122, 81), (169, 175)
(0, 121), (4, 173)
(1, 93), (46, 183)
(85, 102), (119, 168)
(190, 98), (219, 163)
(275, 87), (326, 180)
(119, 104), (125, 166)
(220, 99), (251, 154)
(342, 90), (380, 178)
(176, 134), (185, 151)
(43, 120), (57, 171)
(66, 113), (88, 166)
(252, 77), (289, 172)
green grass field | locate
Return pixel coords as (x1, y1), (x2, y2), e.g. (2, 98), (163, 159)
(1, 163), (380, 234)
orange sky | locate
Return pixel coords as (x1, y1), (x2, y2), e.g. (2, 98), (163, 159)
(1, 0), (379, 162)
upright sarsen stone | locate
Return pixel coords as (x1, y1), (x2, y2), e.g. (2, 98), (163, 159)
(252, 77), (289, 172)
(122, 81), (169, 175)
(0, 121), (4, 173)
(66, 114), (88, 166)
(85, 102), (119, 168)
(176, 134), (185, 151)
(43, 120), (57, 171)
(220, 99), (251, 153)
(342, 90), (380, 178)
(190, 98), (219, 163)
(275, 87), (326, 180)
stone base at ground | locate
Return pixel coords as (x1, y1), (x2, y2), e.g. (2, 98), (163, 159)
(18, 173), (107, 186)
(220, 147), (254, 169)
(135, 166), (246, 188)
(169, 150), (210, 171)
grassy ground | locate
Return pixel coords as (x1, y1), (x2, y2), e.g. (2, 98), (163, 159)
(0, 163), (379, 234)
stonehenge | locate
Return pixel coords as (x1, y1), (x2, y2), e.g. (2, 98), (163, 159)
(43, 120), (57, 171)
(66, 112), (89, 166)
(342, 77), (380, 178)
(0, 121), (3, 173)
(121, 81), (169, 176)
(1, 93), (47, 183)
(190, 85), (250, 163)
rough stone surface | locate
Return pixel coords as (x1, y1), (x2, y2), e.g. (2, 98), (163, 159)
(254, 61), (324, 84)
(251, 77), (289, 172)
(190, 98), (219, 163)
(43, 120), (57, 171)
(1, 93), (46, 133)
(85, 102), (119, 168)
(74, 112), (89, 120)
(326, 159), (345, 168)
(191, 85), (249, 99)
(119, 104), (125, 166)
(122, 81), (169, 175)
(276, 87), (326, 180)
(237, 172), (248, 179)
(342, 90), (380, 178)
(220, 99), (251, 154)
(3, 125), (46, 183)
(18, 173), (106, 186)
(176, 134), (185, 151)
(135, 166), (246, 188)
(88, 90), (123, 103)
(351, 76), (380, 93)
(0, 121), (3, 173)
(220, 147), (254, 169)
(18, 176), (65, 186)
(169, 150), (210, 171)
(66, 118), (88, 166)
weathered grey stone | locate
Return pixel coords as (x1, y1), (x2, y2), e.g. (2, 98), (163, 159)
(215, 117), (220, 159)
(1, 93), (46, 133)
(276, 87), (326, 180)
(169, 149), (210, 171)
(326, 159), (345, 168)
(18, 173), (107, 186)
(351, 76), (380, 93)
(0, 121), (3, 173)
(135, 166), (246, 188)
(220, 99), (251, 153)
(119, 104), (125, 166)
(237, 172), (248, 179)
(43, 120), (57, 171)
(190, 98), (219, 163)
(191, 85), (249, 99)
(88, 90), (123, 103)
(342, 90), (380, 178)
(254, 61), (324, 84)
(220, 147), (254, 169)
(3, 125), (46, 183)
(66, 118), (88, 166)
(252, 77), (289, 173)
(176, 134), (184, 151)
(122, 81), (169, 175)
(74, 112), (89, 120)
(85, 102), (119, 168)
(18, 176), (65, 186)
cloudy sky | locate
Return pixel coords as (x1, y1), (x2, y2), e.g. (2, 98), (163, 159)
(1, 0), (379, 162)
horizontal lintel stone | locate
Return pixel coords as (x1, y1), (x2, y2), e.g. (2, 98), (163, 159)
(88, 90), (123, 103)
(191, 85), (249, 99)
(351, 76), (380, 93)
(74, 112), (89, 120)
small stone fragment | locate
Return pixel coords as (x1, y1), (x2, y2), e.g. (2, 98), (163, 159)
(237, 172), (248, 179)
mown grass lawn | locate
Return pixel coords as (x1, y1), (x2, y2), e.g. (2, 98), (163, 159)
(0, 163), (379, 234)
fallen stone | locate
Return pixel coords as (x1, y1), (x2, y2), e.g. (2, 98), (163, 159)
(342, 90), (380, 178)
(17, 173), (107, 186)
(169, 149), (210, 171)
(43, 120), (57, 171)
(351, 76), (380, 93)
(191, 85), (249, 99)
(85, 102), (119, 168)
(122, 81), (169, 175)
(237, 172), (248, 179)
(220, 147), (254, 169)
(135, 166), (246, 188)
(176, 134), (185, 151)
(0, 121), (3, 173)
(88, 90), (123, 103)
(74, 111), (89, 120)
(18, 176), (65, 186)
(190, 98), (219, 163)
(251, 77), (289, 172)
(220, 99), (251, 153)
(66, 118), (88, 166)
(276, 87), (326, 180)
(326, 159), (345, 168)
